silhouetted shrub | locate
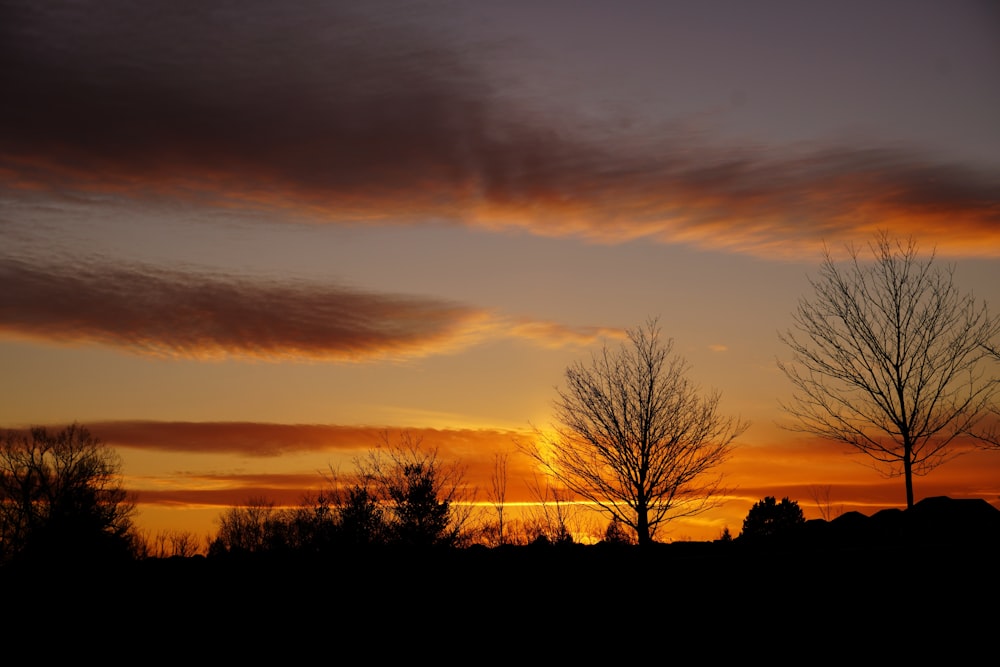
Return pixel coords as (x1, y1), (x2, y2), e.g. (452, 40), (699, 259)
(335, 484), (386, 547)
(740, 496), (805, 541)
(602, 516), (635, 545)
(350, 431), (473, 548)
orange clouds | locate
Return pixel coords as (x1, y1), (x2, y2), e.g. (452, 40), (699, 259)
(503, 319), (627, 349)
(3, 2), (999, 259)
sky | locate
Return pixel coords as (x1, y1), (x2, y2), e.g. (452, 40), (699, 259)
(2, 0), (999, 544)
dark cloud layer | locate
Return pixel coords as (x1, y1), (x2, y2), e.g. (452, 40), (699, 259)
(89, 420), (527, 458)
(0, 254), (617, 358)
(0, 0), (529, 213)
(0, 255), (482, 360)
(2, 1), (998, 256)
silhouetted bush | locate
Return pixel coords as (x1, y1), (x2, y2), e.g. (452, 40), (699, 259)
(601, 516), (635, 545)
(207, 432), (475, 557)
(740, 496), (805, 541)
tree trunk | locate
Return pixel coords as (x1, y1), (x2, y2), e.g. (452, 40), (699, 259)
(903, 440), (914, 510)
(636, 503), (651, 546)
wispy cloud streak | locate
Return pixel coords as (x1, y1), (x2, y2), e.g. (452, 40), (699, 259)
(0, 255), (616, 359)
(0, 256), (485, 361)
(2, 1), (998, 257)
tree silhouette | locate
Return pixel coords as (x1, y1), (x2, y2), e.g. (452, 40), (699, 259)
(778, 232), (1000, 509)
(206, 435), (473, 555)
(353, 431), (472, 548)
(971, 342), (1000, 449)
(335, 484), (386, 548)
(602, 516), (635, 545)
(275, 492), (338, 554)
(522, 317), (749, 547)
(487, 452), (509, 546)
(149, 529), (204, 558)
(740, 496), (805, 541)
(524, 474), (576, 546)
(0, 423), (137, 564)
(209, 496), (280, 556)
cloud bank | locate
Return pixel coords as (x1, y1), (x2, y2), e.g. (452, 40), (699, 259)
(2, 0), (998, 258)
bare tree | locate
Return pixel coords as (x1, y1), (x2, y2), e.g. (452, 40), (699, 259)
(487, 452), (509, 546)
(524, 473), (578, 545)
(807, 485), (843, 522)
(778, 232), (1000, 509)
(209, 496), (279, 556)
(142, 529), (205, 558)
(521, 317), (748, 547)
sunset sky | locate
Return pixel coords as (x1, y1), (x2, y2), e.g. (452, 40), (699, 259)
(2, 0), (999, 544)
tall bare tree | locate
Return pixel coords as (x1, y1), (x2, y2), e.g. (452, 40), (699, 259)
(521, 318), (748, 547)
(778, 232), (1000, 509)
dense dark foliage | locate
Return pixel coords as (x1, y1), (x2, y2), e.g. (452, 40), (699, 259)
(208, 432), (471, 557)
(740, 495), (806, 541)
(0, 424), (137, 564)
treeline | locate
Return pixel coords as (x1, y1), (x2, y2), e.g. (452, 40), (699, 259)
(4, 422), (999, 567)
(199, 433), (604, 558)
(0, 424), (621, 565)
(206, 432), (477, 557)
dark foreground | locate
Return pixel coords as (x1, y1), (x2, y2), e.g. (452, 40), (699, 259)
(4, 496), (998, 661)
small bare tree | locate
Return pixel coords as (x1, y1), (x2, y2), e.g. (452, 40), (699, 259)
(778, 232), (1000, 509)
(807, 485), (843, 522)
(488, 452), (509, 546)
(521, 318), (748, 547)
(145, 529), (204, 558)
(524, 473), (577, 545)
